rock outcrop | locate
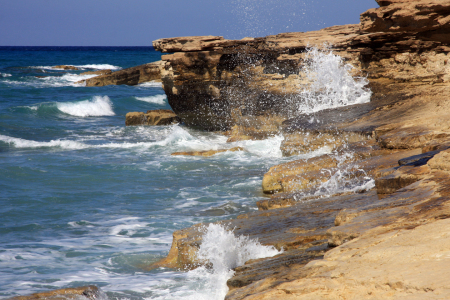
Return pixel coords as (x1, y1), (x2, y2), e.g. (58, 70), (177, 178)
(8, 286), (100, 300)
(125, 109), (180, 126)
(82, 60), (166, 87)
(150, 0), (450, 299)
(171, 147), (244, 157)
(52, 65), (79, 70)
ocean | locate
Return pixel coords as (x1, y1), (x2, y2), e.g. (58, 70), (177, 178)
(0, 46), (373, 300)
(0, 46), (302, 299)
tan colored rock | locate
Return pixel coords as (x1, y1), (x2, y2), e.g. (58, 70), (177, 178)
(52, 65), (79, 70)
(83, 61), (165, 87)
(171, 147), (245, 157)
(80, 69), (112, 76)
(125, 109), (180, 126)
(262, 155), (338, 194)
(361, 0), (450, 33)
(8, 286), (99, 300)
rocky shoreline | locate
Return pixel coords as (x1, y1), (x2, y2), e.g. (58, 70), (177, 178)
(146, 0), (450, 298)
(12, 0), (450, 299)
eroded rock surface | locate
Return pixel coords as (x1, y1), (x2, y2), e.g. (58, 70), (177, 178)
(82, 61), (165, 87)
(8, 286), (100, 300)
(125, 109), (180, 126)
(150, 1), (450, 299)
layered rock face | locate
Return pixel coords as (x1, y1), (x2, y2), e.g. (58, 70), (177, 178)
(151, 1), (450, 299)
(153, 0), (450, 132)
(82, 60), (166, 87)
(125, 109), (180, 126)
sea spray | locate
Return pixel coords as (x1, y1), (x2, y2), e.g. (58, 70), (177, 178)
(57, 96), (115, 117)
(135, 94), (167, 105)
(156, 224), (281, 300)
(298, 46), (371, 114)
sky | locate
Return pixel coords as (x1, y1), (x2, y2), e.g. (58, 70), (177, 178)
(0, 0), (378, 46)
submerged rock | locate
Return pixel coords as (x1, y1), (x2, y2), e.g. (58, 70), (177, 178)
(8, 286), (100, 300)
(52, 65), (79, 70)
(125, 109), (180, 126)
(171, 147), (244, 157)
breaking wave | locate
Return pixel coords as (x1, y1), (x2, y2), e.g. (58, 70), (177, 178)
(32, 64), (121, 70)
(138, 81), (163, 88)
(56, 96), (115, 117)
(135, 94), (167, 105)
(154, 224), (281, 300)
(0, 73), (12, 77)
(298, 46), (371, 114)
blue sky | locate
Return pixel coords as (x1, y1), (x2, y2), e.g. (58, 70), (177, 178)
(0, 0), (377, 46)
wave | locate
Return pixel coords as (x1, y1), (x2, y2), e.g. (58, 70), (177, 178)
(135, 94), (167, 105)
(32, 64), (121, 71)
(137, 81), (163, 87)
(4, 73), (97, 88)
(56, 96), (115, 117)
(0, 73), (12, 77)
(0, 135), (87, 150)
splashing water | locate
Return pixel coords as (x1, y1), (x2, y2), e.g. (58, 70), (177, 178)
(153, 224), (281, 300)
(57, 96), (115, 117)
(298, 46), (371, 114)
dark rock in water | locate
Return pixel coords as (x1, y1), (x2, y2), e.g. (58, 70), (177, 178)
(398, 150), (440, 166)
(125, 109), (180, 126)
(82, 61), (165, 87)
(52, 65), (79, 70)
(8, 286), (100, 300)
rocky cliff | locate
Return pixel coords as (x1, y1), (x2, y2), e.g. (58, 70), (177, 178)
(80, 60), (166, 87)
(152, 0), (450, 299)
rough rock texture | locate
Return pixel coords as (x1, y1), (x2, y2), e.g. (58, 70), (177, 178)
(149, 1), (450, 299)
(125, 109), (180, 126)
(171, 147), (244, 157)
(8, 286), (100, 300)
(80, 69), (112, 76)
(82, 61), (165, 87)
(52, 65), (79, 70)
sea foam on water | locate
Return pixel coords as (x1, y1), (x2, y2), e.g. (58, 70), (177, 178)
(57, 96), (115, 117)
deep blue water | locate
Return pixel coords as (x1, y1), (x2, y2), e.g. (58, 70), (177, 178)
(0, 47), (295, 299)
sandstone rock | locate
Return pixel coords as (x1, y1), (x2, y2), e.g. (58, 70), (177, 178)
(79, 69), (112, 76)
(171, 147), (244, 157)
(8, 286), (99, 300)
(83, 61), (165, 87)
(52, 65), (79, 70)
(361, 0), (450, 33)
(125, 109), (180, 126)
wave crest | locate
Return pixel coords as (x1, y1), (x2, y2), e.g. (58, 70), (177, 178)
(57, 96), (115, 117)
(135, 94), (167, 105)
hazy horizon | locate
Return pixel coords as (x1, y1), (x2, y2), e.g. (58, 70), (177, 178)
(0, 0), (377, 46)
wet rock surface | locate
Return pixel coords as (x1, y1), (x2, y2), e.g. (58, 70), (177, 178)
(125, 109), (180, 126)
(172, 147), (245, 157)
(81, 61), (165, 87)
(148, 0), (450, 299)
(8, 286), (100, 300)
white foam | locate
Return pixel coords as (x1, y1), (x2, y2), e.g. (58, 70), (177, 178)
(297, 46), (372, 114)
(135, 94), (167, 105)
(74, 64), (121, 70)
(138, 81), (163, 87)
(233, 135), (284, 158)
(152, 224), (281, 300)
(33, 64), (121, 71)
(57, 96), (115, 117)
(0, 73), (12, 77)
(0, 135), (87, 150)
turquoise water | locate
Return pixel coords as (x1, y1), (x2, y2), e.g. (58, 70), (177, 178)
(0, 47), (296, 299)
